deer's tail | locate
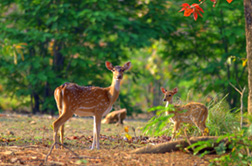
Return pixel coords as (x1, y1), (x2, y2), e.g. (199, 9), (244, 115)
(54, 83), (69, 114)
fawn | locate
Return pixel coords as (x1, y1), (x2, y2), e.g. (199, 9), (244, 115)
(161, 87), (208, 139)
(53, 61), (131, 149)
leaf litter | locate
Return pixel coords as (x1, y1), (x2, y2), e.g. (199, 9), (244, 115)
(0, 114), (216, 165)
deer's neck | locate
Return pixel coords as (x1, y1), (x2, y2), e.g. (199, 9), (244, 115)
(166, 100), (173, 108)
(108, 78), (121, 103)
(165, 101), (169, 107)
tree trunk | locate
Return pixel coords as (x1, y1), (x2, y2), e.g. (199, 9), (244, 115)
(244, 0), (252, 114)
(53, 41), (64, 72)
(51, 41), (64, 115)
(42, 82), (51, 114)
(32, 92), (40, 114)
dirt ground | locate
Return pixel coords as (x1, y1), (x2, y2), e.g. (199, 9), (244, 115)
(0, 114), (218, 166)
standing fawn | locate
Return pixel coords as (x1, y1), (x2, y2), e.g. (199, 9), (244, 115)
(53, 61), (131, 149)
(161, 87), (208, 139)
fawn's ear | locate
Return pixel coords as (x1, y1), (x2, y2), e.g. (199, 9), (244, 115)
(105, 61), (114, 71)
(161, 87), (167, 94)
(173, 87), (178, 94)
(123, 61), (131, 71)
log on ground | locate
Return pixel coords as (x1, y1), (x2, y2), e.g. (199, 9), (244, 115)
(130, 136), (230, 154)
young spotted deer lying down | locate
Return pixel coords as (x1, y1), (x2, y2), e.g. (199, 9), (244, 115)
(161, 87), (209, 139)
(53, 61), (131, 149)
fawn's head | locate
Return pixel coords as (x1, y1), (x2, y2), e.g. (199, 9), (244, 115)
(161, 87), (178, 103)
(105, 61), (131, 80)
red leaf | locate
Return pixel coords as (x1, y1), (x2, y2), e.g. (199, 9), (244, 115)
(181, 3), (190, 7)
(192, 3), (204, 13)
(179, 3), (190, 12)
(226, 0), (232, 3)
(184, 8), (193, 16)
(179, 3), (204, 21)
(193, 11), (198, 21)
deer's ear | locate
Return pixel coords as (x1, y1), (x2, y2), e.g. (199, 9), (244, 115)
(161, 87), (167, 94)
(105, 61), (114, 71)
(173, 87), (178, 94)
(123, 61), (131, 71)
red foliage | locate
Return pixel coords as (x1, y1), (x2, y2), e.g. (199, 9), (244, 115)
(180, 0), (233, 21)
(179, 3), (204, 21)
(226, 0), (233, 3)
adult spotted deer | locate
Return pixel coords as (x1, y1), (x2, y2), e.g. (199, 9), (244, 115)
(161, 87), (208, 139)
(53, 61), (131, 149)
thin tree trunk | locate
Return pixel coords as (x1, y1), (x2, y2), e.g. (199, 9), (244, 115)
(244, 0), (252, 114)
(32, 92), (40, 114)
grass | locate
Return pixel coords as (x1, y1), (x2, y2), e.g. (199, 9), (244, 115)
(207, 94), (240, 136)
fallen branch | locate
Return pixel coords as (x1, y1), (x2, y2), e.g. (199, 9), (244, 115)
(130, 136), (229, 154)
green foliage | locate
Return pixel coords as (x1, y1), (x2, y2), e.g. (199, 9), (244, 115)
(0, 0), (248, 115)
(162, 0), (247, 109)
(207, 94), (240, 136)
(187, 118), (252, 166)
(0, 0), (175, 114)
(143, 94), (242, 138)
(142, 105), (175, 136)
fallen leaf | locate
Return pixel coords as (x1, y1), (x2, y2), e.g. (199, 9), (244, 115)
(0, 151), (14, 155)
(10, 158), (18, 163)
(30, 121), (36, 124)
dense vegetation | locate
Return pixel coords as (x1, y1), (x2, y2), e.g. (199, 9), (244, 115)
(1, 1), (252, 165)
(0, 0), (247, 115)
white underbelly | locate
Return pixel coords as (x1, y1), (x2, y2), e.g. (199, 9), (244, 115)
(102, 106), (112, 116)
(74, 110), (94, 117)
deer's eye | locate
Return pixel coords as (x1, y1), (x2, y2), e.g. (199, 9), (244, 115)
(168, 95), (171, 97)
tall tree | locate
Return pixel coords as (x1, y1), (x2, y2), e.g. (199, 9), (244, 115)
(244, 0), (252, 114)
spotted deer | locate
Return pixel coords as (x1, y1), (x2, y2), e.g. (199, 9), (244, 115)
(53, 61), (131, 149)
(161, 87), (208, 139)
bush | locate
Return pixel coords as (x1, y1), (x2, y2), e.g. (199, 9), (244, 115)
(207, 94), (240, 136)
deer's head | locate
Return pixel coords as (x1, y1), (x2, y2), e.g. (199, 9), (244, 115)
(105, 61), (131, 80)
(161, 87), (178, 103)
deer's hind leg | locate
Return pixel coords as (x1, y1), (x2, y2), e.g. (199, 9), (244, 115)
(172, 122), (180, 140)
(52, 107), (74, 149)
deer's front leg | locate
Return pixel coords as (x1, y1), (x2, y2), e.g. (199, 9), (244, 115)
(91, 116), (97, 150)
(91, 115), (102, 150)
(95, 115), (102, 149)
(172, 122), (180, 140)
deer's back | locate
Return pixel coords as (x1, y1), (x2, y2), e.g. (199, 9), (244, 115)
(172, 102), (208, 123)
(55, 83), (111, 110)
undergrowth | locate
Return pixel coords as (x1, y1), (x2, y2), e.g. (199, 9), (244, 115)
(142, 93), (251, 165)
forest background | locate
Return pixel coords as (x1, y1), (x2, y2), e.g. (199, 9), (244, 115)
(0, 0), (248, 116)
